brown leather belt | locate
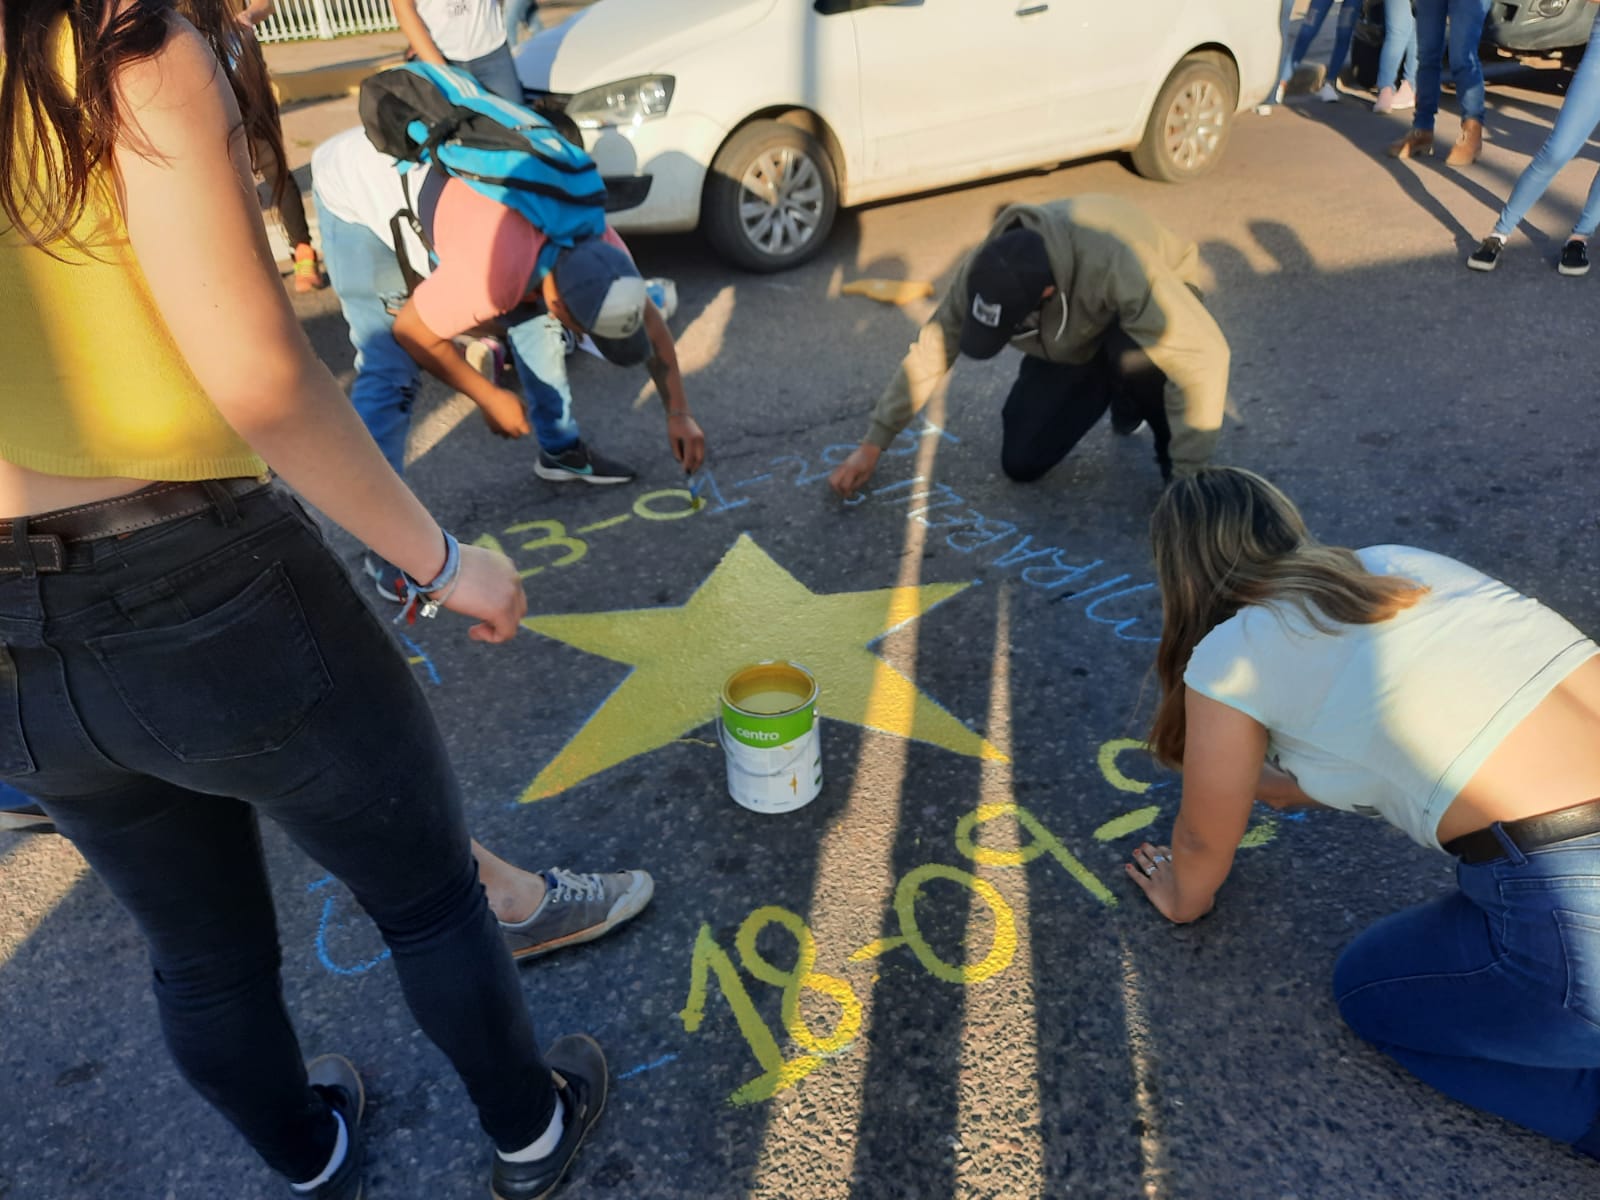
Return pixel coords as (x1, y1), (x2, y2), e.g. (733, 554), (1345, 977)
(1443, 797), (1600, 864)
(0, 477), (270, 574)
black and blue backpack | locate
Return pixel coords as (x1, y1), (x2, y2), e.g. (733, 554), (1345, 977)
(358, 61), (608, 289)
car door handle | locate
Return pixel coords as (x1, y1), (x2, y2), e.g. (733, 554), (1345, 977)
(1015, 2), (1048, 13)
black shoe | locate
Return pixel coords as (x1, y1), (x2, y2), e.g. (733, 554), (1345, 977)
(490, 1035), (608, 1200)
(533, 442), (636, 485)
(360, 553), (405, 604)
(1467, 236), (1504, 272)
(296, 1054), (365, 1200)
(1559, 238), (1590, 277)
(0, 800), (55, 836)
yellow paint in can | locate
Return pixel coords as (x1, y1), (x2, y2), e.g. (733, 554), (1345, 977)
(719, 662), (823, 814)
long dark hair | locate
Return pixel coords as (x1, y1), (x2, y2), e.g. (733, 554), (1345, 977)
(1146, 468), (1427, 768)
(0, 0), (288, 249)
(0, 0), (169, 247)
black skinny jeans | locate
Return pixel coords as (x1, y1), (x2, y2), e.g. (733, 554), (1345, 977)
(999, 327), (1174, 483)
(0, 484), (555, 1181)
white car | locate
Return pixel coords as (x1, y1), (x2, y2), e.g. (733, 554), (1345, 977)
(514, 0), (1280, 272)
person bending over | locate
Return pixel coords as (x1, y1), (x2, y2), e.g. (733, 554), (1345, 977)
(1129, 467), (1600, 1159)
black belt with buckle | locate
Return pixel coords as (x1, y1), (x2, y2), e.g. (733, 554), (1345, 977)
(1444, 797), (1600, 864)
(0, 477), (270, 575)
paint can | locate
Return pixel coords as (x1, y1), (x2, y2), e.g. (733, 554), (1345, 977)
(718, 661), (822, 814)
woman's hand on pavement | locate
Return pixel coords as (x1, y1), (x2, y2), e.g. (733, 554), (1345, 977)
(1126, 841), (1204, 924)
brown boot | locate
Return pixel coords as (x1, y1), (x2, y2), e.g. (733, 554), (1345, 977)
(1386, 128), (1434, 160)
(1446, 118), (1484, 166)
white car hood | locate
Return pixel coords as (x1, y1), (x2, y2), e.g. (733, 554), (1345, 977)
(518, 0), (777, 93)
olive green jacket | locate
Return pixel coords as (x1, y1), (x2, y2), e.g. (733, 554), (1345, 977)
(864, 194), (1229, 476)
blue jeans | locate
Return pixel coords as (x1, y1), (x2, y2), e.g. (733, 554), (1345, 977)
(1378, 0), (1420, 89)
(450, 41), (522, 104)
(316, 199), (418, 475)
(1493, 16), (1600, 240)
(504, 0), (541, 46)
(316, 199), (581, 467)
(0, 485), (557, 1181)
(1413, 0), (1493, 130)
(505, 312), (581, 455)
(1289, 0), (1360, 82)
(1334, 827), (1600, 1150)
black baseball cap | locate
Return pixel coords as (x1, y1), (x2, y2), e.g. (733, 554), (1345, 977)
(957, 227), (1055, 360)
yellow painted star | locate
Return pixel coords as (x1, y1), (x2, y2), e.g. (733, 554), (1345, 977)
(519, 534), (1006, 802)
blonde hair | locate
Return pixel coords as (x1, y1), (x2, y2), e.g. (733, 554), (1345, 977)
(1147, 467), (1427, 768)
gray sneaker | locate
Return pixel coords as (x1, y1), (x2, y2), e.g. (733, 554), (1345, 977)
(500, 869), (653, 962)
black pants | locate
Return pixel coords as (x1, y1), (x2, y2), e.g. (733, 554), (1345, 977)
(0, 486), (556, 1180)
(999, 327), (1173, 483)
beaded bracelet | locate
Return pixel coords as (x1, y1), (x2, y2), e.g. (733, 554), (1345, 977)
(395, 530), (461, 625)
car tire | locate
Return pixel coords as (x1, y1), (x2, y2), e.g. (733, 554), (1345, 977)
(703, 119), (838, 273)
(1130, 54), (1236, 183)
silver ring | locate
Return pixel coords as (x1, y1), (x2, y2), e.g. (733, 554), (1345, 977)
(1153, 853), (1170, 865)
(1143, 863), (1156, 877)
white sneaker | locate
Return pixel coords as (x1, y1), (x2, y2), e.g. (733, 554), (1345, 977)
(1316, 82), (1340, 103)
(1392, 81), (1416, 111)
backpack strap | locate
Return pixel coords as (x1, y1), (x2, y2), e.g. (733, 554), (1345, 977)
(388, 167), (437, 297)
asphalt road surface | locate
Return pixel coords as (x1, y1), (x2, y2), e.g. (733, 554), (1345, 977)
(4, 66), (1600, 1200)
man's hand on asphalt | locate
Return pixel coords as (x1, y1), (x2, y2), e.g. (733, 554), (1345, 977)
(477, 386), (532, 439)
(667, 411), (705, 473)
(828, 443), (881, 499)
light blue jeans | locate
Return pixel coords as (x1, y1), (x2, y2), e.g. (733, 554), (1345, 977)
(316, 199), (581, 469)
(1287, 0), (1361, 84)
(1377, 0), (1419, 89)
(448, 41), (522, 104)
(1412, 0), (1493, 131)
(1492, 15), (1600, 240)
(1334, 827), (1600, 1152)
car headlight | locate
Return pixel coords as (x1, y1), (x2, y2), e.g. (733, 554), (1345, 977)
(1533, 0), (1568, 15)
(566, 75), (675, 129)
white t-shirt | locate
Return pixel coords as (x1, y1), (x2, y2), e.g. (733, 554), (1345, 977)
(414, 0), (505, 63)
(1184, 545), (1598, 850)
(310, 127), (432, 279)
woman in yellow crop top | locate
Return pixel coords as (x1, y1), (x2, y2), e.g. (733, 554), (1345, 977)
(1126, 467), (1600, 1162)
(0, 2), (615, 1196)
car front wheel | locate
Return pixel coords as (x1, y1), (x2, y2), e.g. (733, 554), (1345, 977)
(703, 119), (839, 273)
(1131, 54), (1236, 183)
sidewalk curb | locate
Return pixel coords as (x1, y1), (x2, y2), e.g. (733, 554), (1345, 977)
(271, 54), (404, 107)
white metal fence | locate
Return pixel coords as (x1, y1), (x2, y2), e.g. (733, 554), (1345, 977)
(257, 0), (398, 43)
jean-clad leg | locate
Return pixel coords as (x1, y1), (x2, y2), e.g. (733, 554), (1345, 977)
(1492, 19), (1600, 238)
(1413, 0), (1449, 130)
(316, 199), (419, 475)
(4, 491), (559, 1180)
(1333, 842), (1600, 1145)
(37, 780), (337, 1182)
(1291, 0), (1336, 67)
(1327, 0), (1359, 81)
(1447, 0), (1494, 122)
(1273, 0), (1297, 92)
(505, 312), (582, 455)
(451, 41), (523, 103)
(1378, 0), (1419, 88)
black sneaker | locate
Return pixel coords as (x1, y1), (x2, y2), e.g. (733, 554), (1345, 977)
(295, 1054), (365, 1200)
(360, 553), (406, 604)
(490, 1035), (608, 1200)
(1108, 387), (1147, 437)
(533, 442), (635, 485)
(1559, 238), (1590, 277)
(1467, 236), (1504, 272)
